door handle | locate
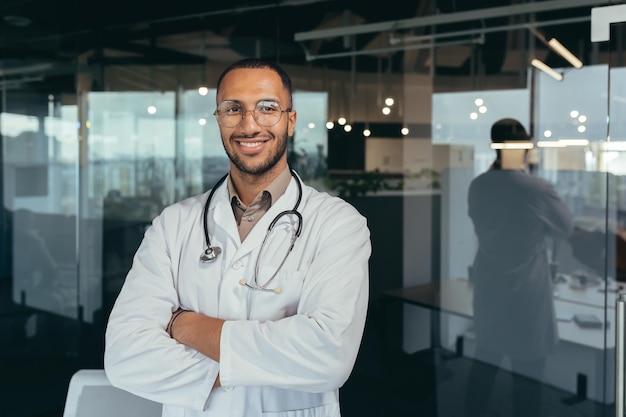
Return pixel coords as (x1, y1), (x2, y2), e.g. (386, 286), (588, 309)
(616, 293), (626, 417)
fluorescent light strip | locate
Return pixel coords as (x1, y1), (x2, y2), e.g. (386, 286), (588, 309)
(548, 38), (583, 69)
(531, 58), (564, 81)
(537, 141), (567, 148)
(491, 142), (534, 150)
(536, 139), (589, 148)
(601, 142), (626, 151)
(558, 139), (589, 146)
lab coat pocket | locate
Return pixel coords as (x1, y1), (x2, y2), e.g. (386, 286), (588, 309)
(248, 264), (308, 320)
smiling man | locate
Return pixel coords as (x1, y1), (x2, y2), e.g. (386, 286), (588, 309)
(215, 61), (295, 204)
(104, 58), (372, 417)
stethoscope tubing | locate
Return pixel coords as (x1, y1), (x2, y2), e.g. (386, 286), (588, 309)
(201, 169), (303, 274)
(202, 173), (228, 252)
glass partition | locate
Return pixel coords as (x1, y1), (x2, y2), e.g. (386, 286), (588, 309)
(416, 9), (615, 417)
(1, 2), (622, 417)
(1, 93), (81, 416)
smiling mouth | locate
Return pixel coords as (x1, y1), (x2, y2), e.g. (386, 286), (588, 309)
(238, 141), (265, 147)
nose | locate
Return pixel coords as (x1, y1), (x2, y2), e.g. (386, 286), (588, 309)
(242, 109), (256, 121)
(239, 109), (261, 130)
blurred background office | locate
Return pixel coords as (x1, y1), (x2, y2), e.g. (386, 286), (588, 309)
(1, 1), (626, 416)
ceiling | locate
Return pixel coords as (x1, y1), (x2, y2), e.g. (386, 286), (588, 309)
(0, 0), (605, 94)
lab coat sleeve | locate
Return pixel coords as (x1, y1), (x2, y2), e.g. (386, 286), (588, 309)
(536, 178), (574, 238)
(219, 201), (371, 392)
(104, 206), (218, 411)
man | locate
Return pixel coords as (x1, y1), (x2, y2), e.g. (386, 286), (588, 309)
(104, 58), (372, 417)
(465, 118), (573, 417)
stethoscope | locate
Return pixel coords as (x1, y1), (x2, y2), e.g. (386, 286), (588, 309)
(200, 169), (303, 294)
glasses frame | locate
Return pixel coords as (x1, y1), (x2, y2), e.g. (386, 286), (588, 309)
(213, 100), (292, 128)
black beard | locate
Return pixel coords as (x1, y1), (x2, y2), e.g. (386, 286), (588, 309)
(224, 130), (288, 175)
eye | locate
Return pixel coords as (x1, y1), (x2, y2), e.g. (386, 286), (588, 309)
(220, 103), (243, 114)
(256, 101), (280, 114)
(225, 105), (243, 114)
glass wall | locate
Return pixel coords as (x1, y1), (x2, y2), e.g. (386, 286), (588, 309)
(1, 1), (623, 416)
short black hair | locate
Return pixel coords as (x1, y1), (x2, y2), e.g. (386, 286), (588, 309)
(490, 118), (530, 143)
(215, 58), (293, 107)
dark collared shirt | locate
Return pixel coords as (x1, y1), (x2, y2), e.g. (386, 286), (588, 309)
(227, 167), (291, 241)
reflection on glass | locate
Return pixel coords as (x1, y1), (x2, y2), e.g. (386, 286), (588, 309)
(432, 88), (530, 178)
(3, 104), (79, 320)
(465, 118), (574, 417)
(12, 209), (75, 315)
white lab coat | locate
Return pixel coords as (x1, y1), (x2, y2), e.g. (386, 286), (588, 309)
(104, 174), (371, 417)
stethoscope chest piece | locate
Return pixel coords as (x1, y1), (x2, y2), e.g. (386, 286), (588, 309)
(200, 246), (222, 263)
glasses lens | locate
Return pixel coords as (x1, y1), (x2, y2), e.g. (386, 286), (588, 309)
(254, 101), (282, 127)
(215, 101), (284, 127)
(215, 102), (243, 127)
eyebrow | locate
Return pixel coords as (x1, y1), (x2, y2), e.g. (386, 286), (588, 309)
(217, 98), (282, 106)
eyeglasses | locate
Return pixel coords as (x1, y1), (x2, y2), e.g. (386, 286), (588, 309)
(213, 100), (291, 128)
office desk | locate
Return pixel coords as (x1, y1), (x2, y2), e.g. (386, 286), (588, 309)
(381, 278), (617, 403)
(382, 278), (615, 349)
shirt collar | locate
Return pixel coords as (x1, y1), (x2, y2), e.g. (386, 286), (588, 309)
(226, 166), (292, 208)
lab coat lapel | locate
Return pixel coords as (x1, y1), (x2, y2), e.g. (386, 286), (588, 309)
(236, 178), (300, 258)
(209, 181), (241, 249)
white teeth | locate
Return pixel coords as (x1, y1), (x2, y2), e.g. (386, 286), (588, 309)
(240, 142), (262, 147)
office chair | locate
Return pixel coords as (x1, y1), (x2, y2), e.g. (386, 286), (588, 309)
(63, 369), (162, 417)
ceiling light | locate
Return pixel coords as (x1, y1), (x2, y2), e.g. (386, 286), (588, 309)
(531, 59), (563, 81)
(559, 139), (589, 146)
(537, 139), (589, 147)
(537, 141), (567, 148)
(602, 142), (626, 151)
(490, 142), (534, 150)
(548, 38), (583, 69)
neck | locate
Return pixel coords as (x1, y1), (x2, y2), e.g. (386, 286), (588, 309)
(229, 164), (288, 205)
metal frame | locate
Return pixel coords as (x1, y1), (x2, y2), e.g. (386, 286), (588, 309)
(295, 0), (609, 42)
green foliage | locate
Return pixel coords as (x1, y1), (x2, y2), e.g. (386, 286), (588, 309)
(326, 170), (400, 198)
(326, 168), (441, 199)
